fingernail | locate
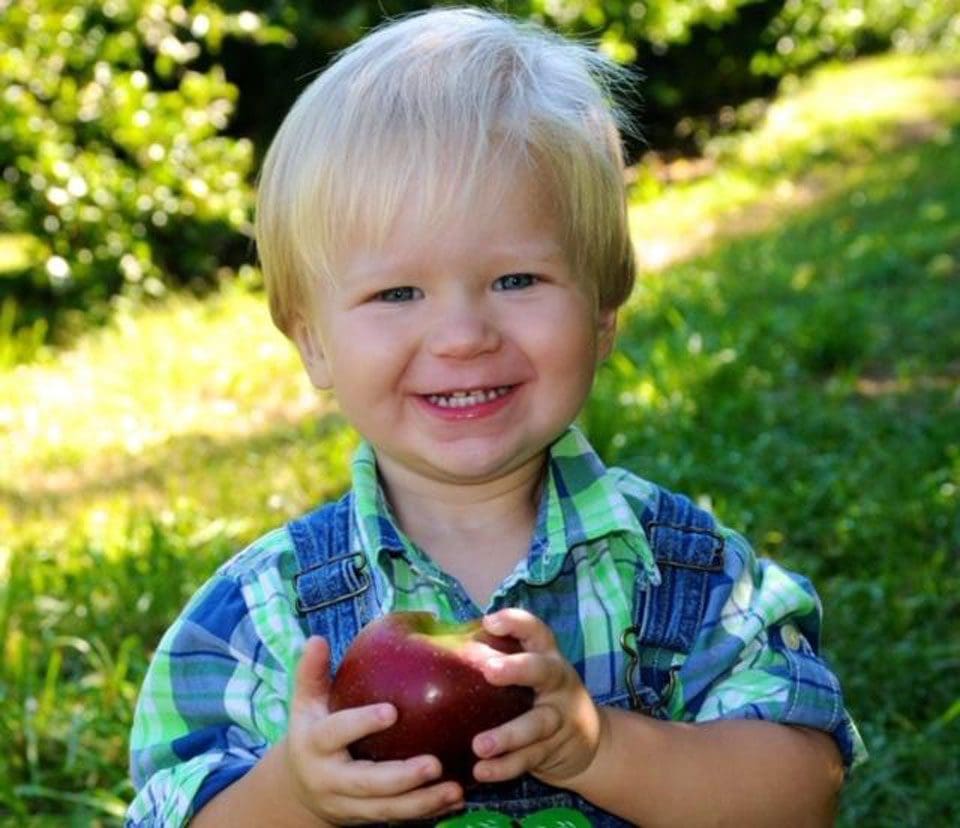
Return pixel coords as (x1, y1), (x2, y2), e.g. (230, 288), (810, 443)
(377, 704), (395, 723)
(475, 734), (494, 755)
(485, 615), (504, 634)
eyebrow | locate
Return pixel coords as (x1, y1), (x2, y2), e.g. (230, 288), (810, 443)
(346, 241), (566, 281)
(487, 241), (566, 264)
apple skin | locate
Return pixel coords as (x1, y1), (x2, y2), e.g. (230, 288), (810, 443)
(329, 611), (535, 785)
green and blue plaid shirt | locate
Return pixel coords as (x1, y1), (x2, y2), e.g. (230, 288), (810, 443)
(127, 426), (865, 825)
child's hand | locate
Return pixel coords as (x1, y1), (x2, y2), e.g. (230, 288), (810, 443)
(284, 636), (465, 825)
(470, 609), (607, 789)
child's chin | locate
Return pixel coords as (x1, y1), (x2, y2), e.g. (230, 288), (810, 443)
(428, 444), (547, 483)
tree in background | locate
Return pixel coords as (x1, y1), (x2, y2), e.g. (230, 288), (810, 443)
(0, 0), (285, 337)
(223, 0), (960, 156)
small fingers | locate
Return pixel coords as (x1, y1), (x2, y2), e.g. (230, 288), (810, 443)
(299, 753), (463, 823)
(339, 754), (443, 797)
(473, 741), (551, 785)
(348, 780), (465, 824)
(484, 609), (556, 653)
(481, 650), (557, 691)
(473, 705), (561, 760)
(311, 703), (397, 753)
(292, 636), (331, 713)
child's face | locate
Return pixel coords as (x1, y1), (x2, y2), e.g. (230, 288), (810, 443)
(294, 166), (616, 490)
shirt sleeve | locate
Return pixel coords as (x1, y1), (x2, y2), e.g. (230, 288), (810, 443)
(126, 572), (290, 826)
(673, 528), (866, 770)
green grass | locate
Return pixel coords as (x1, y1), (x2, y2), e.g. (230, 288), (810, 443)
(2, 51), (959, 824)
(630, 52), (960, 271)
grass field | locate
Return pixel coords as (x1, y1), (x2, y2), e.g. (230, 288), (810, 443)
(2, 52), (959, 825)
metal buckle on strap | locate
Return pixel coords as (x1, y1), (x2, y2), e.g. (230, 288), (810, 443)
(620, 625), (643, 710)
(646, 521), (725, 572)
(294, 551), (370, 614)
(620, 625), (678, 716)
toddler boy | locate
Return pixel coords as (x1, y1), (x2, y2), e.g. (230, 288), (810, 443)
(127, 8), (864, 826)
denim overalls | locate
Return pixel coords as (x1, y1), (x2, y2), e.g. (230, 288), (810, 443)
(289, 487), (726, 827)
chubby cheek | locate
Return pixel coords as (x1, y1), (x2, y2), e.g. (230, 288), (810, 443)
(534, 313), (599, 377)
(329, 318), (411, 379)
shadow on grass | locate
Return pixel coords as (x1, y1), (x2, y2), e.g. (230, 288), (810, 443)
(2, 409), (355, 541)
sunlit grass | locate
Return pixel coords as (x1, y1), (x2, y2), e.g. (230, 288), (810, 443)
(0, 282), (357, 548)
(732, 52), (960, 166)
(2, 49), (959, 824)
(631, 51), (960, 270)
(2, 283), (306, 469)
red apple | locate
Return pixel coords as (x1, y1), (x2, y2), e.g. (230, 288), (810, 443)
(329, 611), (534, 785)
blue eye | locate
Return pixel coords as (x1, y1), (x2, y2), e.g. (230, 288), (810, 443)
(377, 286), (421, 302)
(494, 273), (537, 291)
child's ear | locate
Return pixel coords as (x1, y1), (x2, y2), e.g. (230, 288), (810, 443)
(291, 315), (332, 390)
(597, 307), (618, 361)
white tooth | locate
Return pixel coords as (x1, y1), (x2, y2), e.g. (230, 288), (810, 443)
(428, 386), (512, 407)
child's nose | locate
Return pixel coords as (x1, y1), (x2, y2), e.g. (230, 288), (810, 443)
(426, 304), (501, 359)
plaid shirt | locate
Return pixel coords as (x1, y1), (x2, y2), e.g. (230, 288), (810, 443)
(126, 426), (865, 825)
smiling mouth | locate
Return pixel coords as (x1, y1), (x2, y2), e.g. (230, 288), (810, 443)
(424, 386), (513, 408)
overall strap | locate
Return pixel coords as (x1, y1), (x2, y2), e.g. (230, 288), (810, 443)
(287, 492), (377, 672)
(622, 486), (726, 714)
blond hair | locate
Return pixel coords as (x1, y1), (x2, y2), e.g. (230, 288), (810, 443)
(255, 6), (637, 337)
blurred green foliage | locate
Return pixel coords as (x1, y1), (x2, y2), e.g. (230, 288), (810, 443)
(220, 0), (960, 154)
(0, 0), (282, 336)
(519, 0), (960, 150)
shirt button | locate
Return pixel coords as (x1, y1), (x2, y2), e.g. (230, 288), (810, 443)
(782, 624), (802, 650)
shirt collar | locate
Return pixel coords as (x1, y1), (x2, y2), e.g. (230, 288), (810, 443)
(350, 442), (408, 562)
(524, 425), (655, 584)
(348, 425), (656, 583)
